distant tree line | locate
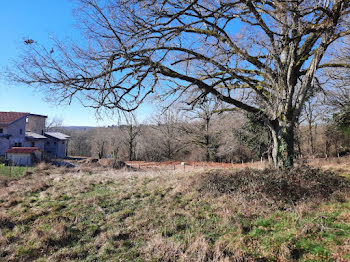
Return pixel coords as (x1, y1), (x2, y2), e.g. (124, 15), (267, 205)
(53, 103), (350, 162)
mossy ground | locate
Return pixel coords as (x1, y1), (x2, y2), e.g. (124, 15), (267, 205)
(0, 163), (349, 261)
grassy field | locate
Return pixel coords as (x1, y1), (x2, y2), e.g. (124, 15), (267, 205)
(0, 164), (33, 178)
(0, 161), (349, 261)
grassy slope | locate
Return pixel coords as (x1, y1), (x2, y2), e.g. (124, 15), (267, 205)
(0, 165), (349, 261)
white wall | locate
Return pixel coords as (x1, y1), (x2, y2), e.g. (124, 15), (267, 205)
(6, 153), (32, 166)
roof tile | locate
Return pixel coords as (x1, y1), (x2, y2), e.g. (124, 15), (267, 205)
(0, 112), (29, 126)
(6, 147), (41, 154)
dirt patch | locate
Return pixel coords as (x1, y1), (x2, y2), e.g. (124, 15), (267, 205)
(0, 177), (10, 188)
(98, 159), (134, 170)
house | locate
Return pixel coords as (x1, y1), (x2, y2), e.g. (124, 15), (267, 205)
(6, 147), (42, 166)
(24, 113), (48, 151)
(45, 132), (70, 158)
(0, 112), (70, 165)
(0, 112), (28, 156)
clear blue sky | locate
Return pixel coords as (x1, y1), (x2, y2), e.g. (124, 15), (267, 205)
(0, 0), (152, 126)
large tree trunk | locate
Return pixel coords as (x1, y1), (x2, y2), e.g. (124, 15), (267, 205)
(270, 122), (295, 169)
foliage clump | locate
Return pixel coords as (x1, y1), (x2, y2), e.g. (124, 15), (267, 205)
(198, 166), (350, 207)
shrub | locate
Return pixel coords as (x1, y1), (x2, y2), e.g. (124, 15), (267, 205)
(197, 165), (350, 207)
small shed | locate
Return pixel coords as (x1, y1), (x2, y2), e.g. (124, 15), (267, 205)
(45, 132), (70, 158)
(6, 147), (42, 166)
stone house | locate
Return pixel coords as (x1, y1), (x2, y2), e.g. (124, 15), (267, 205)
(0, 112), (70, 163)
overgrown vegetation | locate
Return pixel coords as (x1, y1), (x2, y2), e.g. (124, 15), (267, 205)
(0, 163), (349, 261)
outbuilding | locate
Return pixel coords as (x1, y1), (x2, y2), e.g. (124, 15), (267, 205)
(6, 147), (42, 166)
(45, 132), (70, 158)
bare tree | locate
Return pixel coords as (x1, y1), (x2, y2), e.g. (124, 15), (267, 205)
(108, 128), (124, 159)
(91, 128), (109, 159)
(153, 109), (186, 160)
(323, 37), (350, 108)
(181, 97), (222, 161)
(68, 129), (93, 157)
(46, 117), (64, 131)
(121, 115), (141, 161)
(11, 0), (350, 168)
(300, 98), (327, 156)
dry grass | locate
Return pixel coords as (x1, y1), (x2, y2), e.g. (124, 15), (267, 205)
(0, 161), (349, 261)
(308, 155), (350, 177)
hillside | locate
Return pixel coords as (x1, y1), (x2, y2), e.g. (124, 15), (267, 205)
(0, 162), (349, 261)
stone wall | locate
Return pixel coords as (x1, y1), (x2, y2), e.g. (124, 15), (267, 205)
(26, 115), (46, 135)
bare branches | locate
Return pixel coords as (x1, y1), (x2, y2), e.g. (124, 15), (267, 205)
(9, 0), (349, 125)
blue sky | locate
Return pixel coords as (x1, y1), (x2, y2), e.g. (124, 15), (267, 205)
(0, 0), (152, 126)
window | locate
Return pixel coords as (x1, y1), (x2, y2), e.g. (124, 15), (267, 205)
(47, 141), (50, 145)
(26, 117), (29, 123)
(19, 129), (23, 135)
(14, 143), (18, 147)
(31, 142), (35, 147)
(54, 142), (57, 145)
(18, 143), (22, 147)
(0, 128), (3, 133)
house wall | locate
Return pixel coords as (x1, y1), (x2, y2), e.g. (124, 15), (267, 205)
(45, 137), (56, 157)
(0, 126), (8, 134)
(26, 115), (46, 135)
(24, 140), (45, 152)
(6, 153), (32, 166)
(34, 151), (42, 161)
(0, 137), (10, 156)
(8, 118), (26, 147)
(45, 137), (67, 158)
(57, 140), (67, 158)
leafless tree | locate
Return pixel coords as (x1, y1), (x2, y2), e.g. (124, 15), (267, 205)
(322, 37), (350, 108)
(121, 115), (141, 161)
(91, 128), (109, 159)
(46, 117), (64, 131)
(300, 98), (327, 155)
(181, 97), (222, 161)
(152, 109), (186, 160)
(108, 128), (124, 159)
(11, 0), (350, 168)
(68, 129), (93, 157)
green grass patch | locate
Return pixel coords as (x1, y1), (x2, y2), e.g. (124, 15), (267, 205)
(0, 164), (33, 177)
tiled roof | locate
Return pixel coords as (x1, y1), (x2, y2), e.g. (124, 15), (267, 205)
(25, 131), (47, 139)
(0, 112), (29, 126)
(45, 132), (70, 140)
(6, 147), (41, 154)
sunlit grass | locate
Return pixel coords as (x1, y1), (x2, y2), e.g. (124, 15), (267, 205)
(0, 164), (33, 178)
(0, 164), (349, 261)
